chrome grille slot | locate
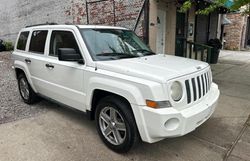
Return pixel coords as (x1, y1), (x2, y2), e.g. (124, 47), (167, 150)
(204, 73), (208, 93)
(191, 78), (197, 101)
(201, 74), (205, 96)
(185, 80), (191, 104)
(197, 76), (202, 99)
(185, 70), (212, 104)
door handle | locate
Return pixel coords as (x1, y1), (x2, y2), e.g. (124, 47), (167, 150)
(45, 63), (54, 69)
(25, 58), (31, 64)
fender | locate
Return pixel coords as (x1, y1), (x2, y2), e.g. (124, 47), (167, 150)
(86, 77), (145, 110)
(86, 76), (151, 142)
(14, 60), (38, 93)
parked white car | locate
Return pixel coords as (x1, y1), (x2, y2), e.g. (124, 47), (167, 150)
(12, 24), (220, 153)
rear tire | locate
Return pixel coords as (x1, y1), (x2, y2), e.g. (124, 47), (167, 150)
(17, 73), (40, 104)
(95, 95), (139, 153)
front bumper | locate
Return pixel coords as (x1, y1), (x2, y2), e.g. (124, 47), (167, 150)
(133, 83), (220, 143)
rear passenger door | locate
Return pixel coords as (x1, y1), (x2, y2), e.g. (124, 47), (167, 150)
(26, 30), (50, 93)
(41, 30), (86, 111)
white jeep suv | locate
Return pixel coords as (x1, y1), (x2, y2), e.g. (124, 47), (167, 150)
(12, 24), (220, 153)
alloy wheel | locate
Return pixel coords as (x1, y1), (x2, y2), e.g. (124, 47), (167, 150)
(19, 78), (29, 100)
(99, 106), (127, 145)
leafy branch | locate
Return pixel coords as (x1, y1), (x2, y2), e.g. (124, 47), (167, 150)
(179, 0), (250, 15)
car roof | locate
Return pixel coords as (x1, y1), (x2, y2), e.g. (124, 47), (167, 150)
(23, 24), (128, 31)
(78, 25), (128, 30)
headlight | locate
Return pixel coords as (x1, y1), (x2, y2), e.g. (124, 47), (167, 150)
(170, 81), (183, 101)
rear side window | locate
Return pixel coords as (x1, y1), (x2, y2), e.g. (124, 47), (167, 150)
(29, 30), (48, 54)
(49, 31), (80, 57)
(17, 31), (29, 51)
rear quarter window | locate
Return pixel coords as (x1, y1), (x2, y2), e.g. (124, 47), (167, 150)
(17, 31), (29, 51)
(29, 30), (48, 54)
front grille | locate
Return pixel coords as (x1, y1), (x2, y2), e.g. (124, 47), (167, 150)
(185, 70), (212, 104)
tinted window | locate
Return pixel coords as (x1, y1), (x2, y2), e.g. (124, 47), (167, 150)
(49, 31), (80, 57)
(17, 31), (29, 51)
(29, 30), (48, 54)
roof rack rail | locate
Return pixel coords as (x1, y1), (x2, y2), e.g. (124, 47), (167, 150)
(25, 22), (58, 28)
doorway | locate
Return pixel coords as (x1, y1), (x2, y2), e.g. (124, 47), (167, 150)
(156, 8), (166, 54)
(195, 14), (209, 44)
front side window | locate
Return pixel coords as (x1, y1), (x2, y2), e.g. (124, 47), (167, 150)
(29, 30), (48, 54)
(17, 31), (29, 51)
(49, 31), (80, 57)
(80, 29), (154, 61)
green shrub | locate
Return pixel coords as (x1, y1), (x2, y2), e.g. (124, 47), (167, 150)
(3, 41), (14, 51)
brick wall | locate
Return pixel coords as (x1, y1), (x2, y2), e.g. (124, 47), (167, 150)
(0, 0), (145, 42)
(224, 13), (248, 50)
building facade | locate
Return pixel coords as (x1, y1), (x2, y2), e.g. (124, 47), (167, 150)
(0, 0), (225, 58)
(223, 13), (250, 50)
(0, 0), (146, 42)
(148, 0), (225, 57)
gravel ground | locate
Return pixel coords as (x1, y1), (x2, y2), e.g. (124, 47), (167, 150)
(0, 52), (47, 124)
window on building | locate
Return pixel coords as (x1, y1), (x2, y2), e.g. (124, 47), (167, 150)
(29, 30), (48, 54)
(49, 31), (80, 57)
(17, 31), (29, 51)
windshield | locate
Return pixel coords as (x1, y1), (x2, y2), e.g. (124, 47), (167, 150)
(80, 29), (154, 61)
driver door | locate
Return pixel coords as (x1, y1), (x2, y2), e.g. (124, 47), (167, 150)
(41, 30), (86, 111)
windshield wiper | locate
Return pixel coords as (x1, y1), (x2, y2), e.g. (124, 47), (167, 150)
(96, 52), (138, 58)
(132, 49), (155, 55)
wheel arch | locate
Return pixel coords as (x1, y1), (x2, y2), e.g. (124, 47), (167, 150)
(14, 63), (37, 93)
(89, 89), (133, 120)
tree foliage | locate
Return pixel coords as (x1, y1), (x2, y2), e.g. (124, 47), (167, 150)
(180, 0), (250, 15)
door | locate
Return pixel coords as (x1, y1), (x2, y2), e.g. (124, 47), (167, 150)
(175, 12), (186, 57)
(195, 15), (209, 44)
(208, 12), (219, 40)
(156, 8), (166, 54)
(27, 30), (52, 94)
(40, 30), (86, 111)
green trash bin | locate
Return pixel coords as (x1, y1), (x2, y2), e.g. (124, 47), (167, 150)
(210, 48), (220, 64)
(208, 39), (222, 64)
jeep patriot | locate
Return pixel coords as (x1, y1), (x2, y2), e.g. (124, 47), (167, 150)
(12, 24), (220, 153)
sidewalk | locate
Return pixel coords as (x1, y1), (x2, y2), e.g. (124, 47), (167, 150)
(211, 50), (250, 161)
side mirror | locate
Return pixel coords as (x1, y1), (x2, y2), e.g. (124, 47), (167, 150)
(58, 48), (84, 64)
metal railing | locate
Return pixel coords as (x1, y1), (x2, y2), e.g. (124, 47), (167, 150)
(185, 41), (213, 63)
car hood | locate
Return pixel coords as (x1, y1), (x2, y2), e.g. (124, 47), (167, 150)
(95, 54), (209, 83)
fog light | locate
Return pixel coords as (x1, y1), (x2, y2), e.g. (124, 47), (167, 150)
(164, 118), (180, 131)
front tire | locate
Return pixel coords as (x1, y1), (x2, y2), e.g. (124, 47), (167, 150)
(17, 73), (39, 104)
(95, 95), (139, 153)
